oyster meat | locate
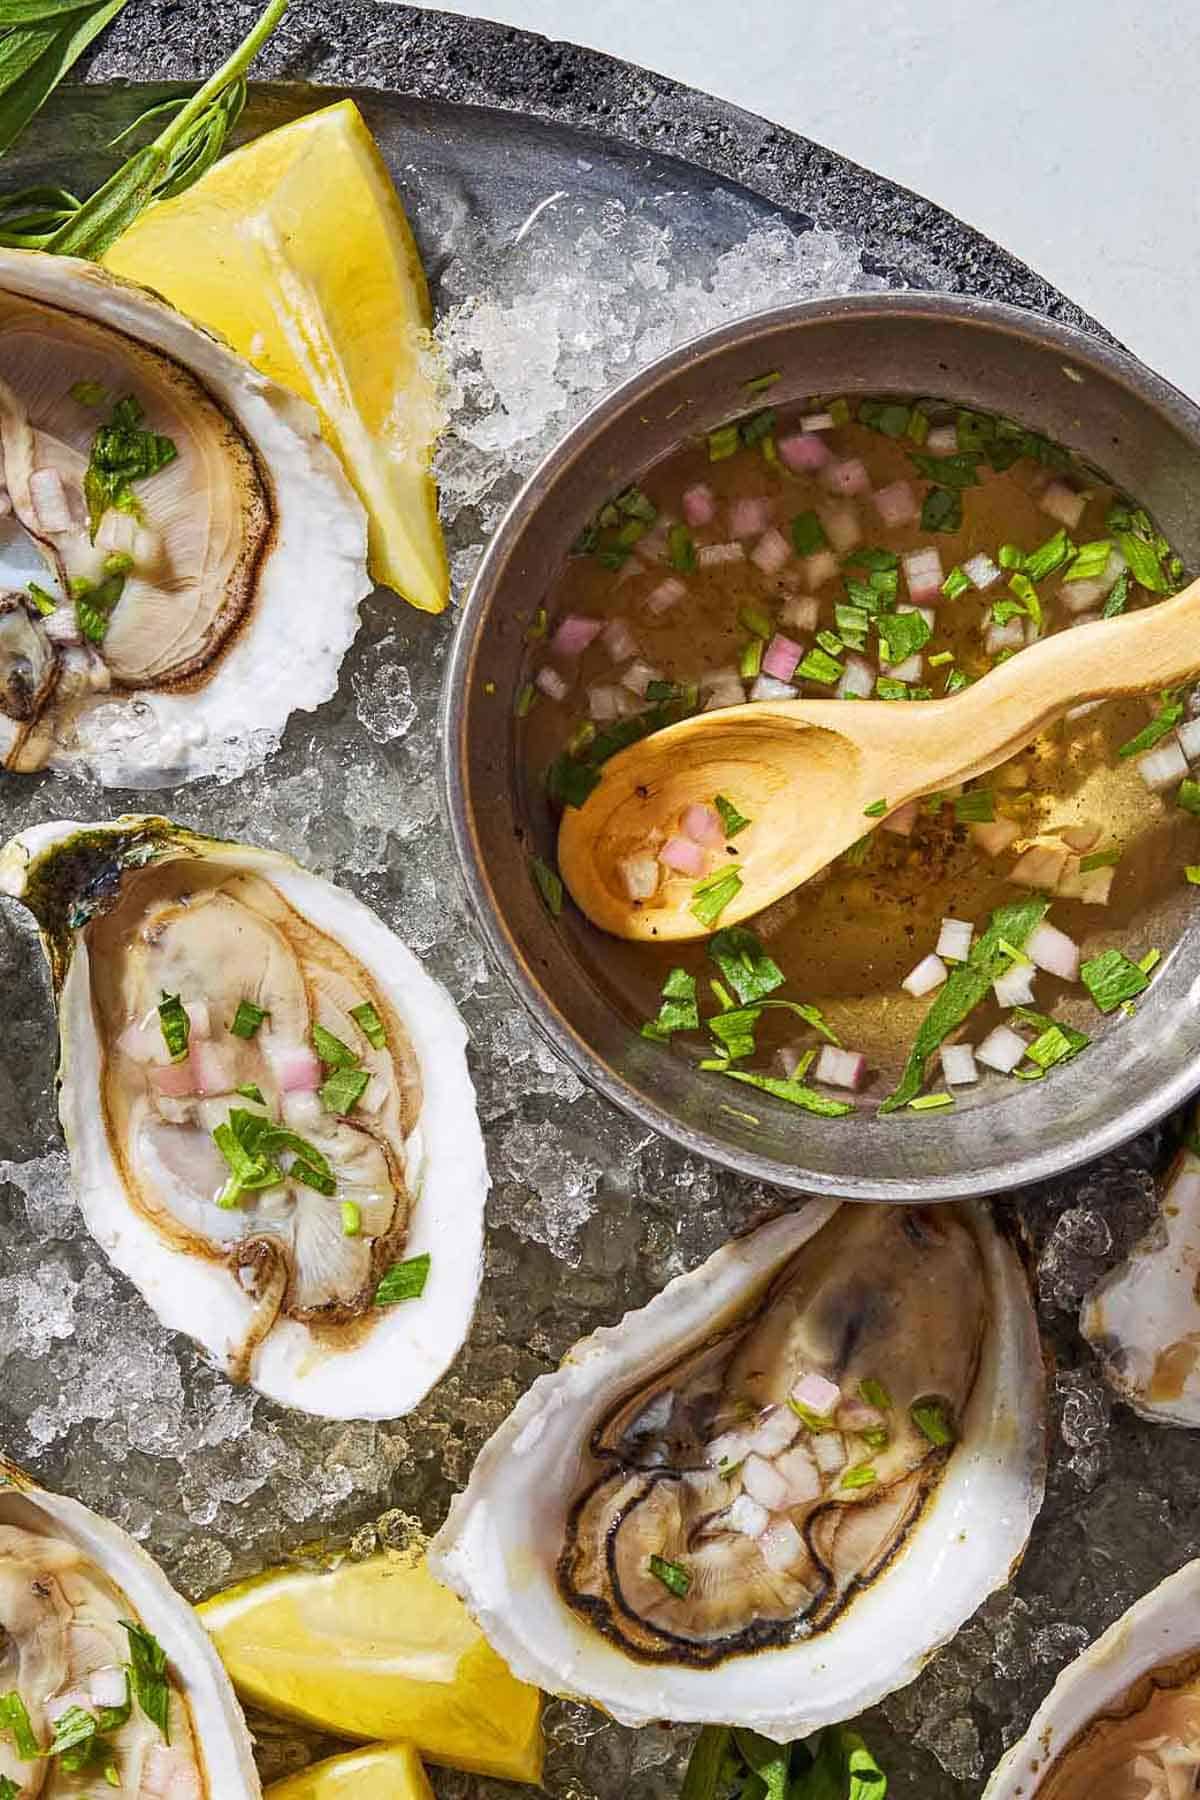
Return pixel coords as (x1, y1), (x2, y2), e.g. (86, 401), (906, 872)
(0, 1458), (259, 1796)
(431, 1201), (1045, 1738)
(0, 249), (369, 785)
(0, 816), (489, 1419)
(1082, 1132), (1200, 1427)
(984, 1559), (1200, 1800)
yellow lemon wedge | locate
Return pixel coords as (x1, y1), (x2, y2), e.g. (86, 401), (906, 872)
(197, 1551), (543, 1784)
(267, 1742), (434, 1800)
(103, 98), (448, 613)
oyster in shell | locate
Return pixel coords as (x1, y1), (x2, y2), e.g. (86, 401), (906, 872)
(0, 248), (369, 785)
(431, 1201), (1044, 1738)
(0, 816), (488, 1419)
(1081, 1133), (1200, 1427)
(984, 1560), (1200, 1800)
(0, 1457), (259, 1796)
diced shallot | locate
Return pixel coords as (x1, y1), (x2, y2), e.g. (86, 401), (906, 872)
(151, 1059), (198, 1099)
(645, 577), (686, 616)
(775, 1444), (822, 1503)
(534, 665), (570, 701)
(29, 466), (72, 534)
(588, 683), (629, 722)
(759, 1518), (807, 1572)
(96, 508), (137, 556)
(811, 1431), (846, 1475)
(697, 541), (746, 569)
(1137, 737), (1188, 792)
(902, 546), (944, 603)
(1009, 843), (1070, 889)
(884, 651), (924, 682)
(822, 457), (871, 497)
(89, 1666), (129, 1710)
(550, 614), (603, 657)
(700, 667), (746, 710)
(800, 411), (836, 432)
(778, 431), (831, 472)
(881, 799), (919, 837)
(815, 1045), (867, 1089)
(819, 503), (861, 554)
(621, 658), (662, 697)
(1026, 921), (1081, 981)
(1177, 718), (1200, 763)
(268, 1044), (322, 1093)
(762, 632), (802, 681)
(748, 1405), (801, 1457)
(985, 618), (1025, 656)
(1060, 549), (1127, 613)
(993, 961), (1036, 1007)
(873, 480), (919, 526)
(682, 482), (716, 526)
(899, 601), (936, 628)
(971, 817), (1021, 857)
(724, 1494), (770, 1538)
(659, 835), (708, 877)
(188, 1038), (235, 1097)
(43, 605), (79, 645)
(963, 552), (1001, 591)
(602, 617), (639, 662)
(941, 1043), (979, 1086)
(936, 918), (974, 962)
(924, 423), (959, 455)
(618, 853), (659, 902)
(681, 803), (724, 847)
(781, 593), (819, 632)
(792, 1371), (840, 1414)
(1039, 479), (1087, 529)
(1057, 863), (1116, 905)
(706, 1427), (752, 1469)
(836, 1399), (884, 1433)
(902, 954), (948, 998)
(730, 496), (772, 538)
(751, 526), (791, 574)
(741, 1454), (791, 1512)
(801, 549), (840, 589)
(836, 654), (875, 700)
(750, 673), (797, 702)
(977, 1025), (1029, 1074)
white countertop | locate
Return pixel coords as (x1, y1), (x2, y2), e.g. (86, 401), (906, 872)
(428, 0), (1199, 403)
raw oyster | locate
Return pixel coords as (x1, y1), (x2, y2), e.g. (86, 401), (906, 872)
(984, 1559), (1200, 1800)
(431, 1201), (1044, 1738)
(0, 816), (488, 1419)
(0, 1456), (259, 1796)
(0, 248), (369, 785)
(1081, 1133), (1200, 1427)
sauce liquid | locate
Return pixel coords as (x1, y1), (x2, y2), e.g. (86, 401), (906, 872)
(521, 409), (1197, 1095)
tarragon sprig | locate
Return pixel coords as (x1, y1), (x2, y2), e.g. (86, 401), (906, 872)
(0, 0), (130, 160)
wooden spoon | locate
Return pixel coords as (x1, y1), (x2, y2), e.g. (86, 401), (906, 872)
(558, 576), (1200, 941)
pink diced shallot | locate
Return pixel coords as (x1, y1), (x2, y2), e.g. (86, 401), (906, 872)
(985, 618), (1026, 657)
(741, 1454), (791, 1511)
(29, 466), (72, 534)
(535, 665), (569, 701)
(659, 836), (708, 877)
(621, 658), (661, 697)
(681, 803), (724, 847)
(750, 673), (797, 701)
(151, 1059), (197, 1099)
(697, 541), (746, 569)
(602, 617), (639, 661)
(88, 1667), (129, 1710)
(977, 1025), (1029, 1074)
(588, 683), (626, 722)
(185, 1000), (211, 1037)
(730, 496), (772, 538)
(815, 1045), (867, 1089)
(270, 1045), (323, 1093)
(885, 652), (924, 682)
(792, 1371), (840, 1415)
(1039, 480), (1087, 529)
(963, 552), (1001, 592)
(645, 577), (687, 616)
(941, 1043), (978, 1086)
(751, 526), (791, 574)
(882, 799), (919, 837)
(902, 953), (948, 998)
(188, 1038), (235, 1097)
(822, 457), (870, 497)
(971, 817), (1021, 857)
(873, 480), (919, 526)
(618, 853), (659, 902)
(762, 632), (802, 681)
(781, 593), (819, 632)
(837, 654), (875, 700)
(902, 546), (944, 603)
(820, 503), (861, 554)
(778, 431), (831, 472)
(1137, 738), (1188, 792)
(801, 549), (839, 589)
(550, 614), (603, 657)
(682, 482), (716, 526)
(1026, 921), (1081, 981)
(1009, 843), (1070, 889)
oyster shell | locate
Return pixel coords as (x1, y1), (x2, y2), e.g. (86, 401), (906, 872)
(984, 1560), (1200, 1800)
(0, 816), (488, 1419)
(0, 249), (369, 785)
(0, 1456), (259, 1796)
(1081, 1135), (1200, 1427)
(430, 1201), (1044, 1738)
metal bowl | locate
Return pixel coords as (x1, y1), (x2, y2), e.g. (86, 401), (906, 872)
(442, 293), (1200, 1200)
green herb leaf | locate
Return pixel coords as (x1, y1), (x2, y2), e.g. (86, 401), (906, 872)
(253, 1124), (336, 1197)
(740, 407), (775, 447)
(860, 1378), (892, 1410)
(791, 510), (827, 556)
(0, 0), (129, 165)
(714, 794), (751, 838)
(667, 522), (696, 572)
(941, 565), (972, 600)
(641, 967), (700, 1041)
(744, 370), (781, 395)
(26, 578), (56, 614)
(707, 1005), (760, 1061)
(1181, 779), (1200, 817)
(796, 646), (843, 685)
(881, 894), (1051, 1111)
(124, 1619), (170, 1739)
(73, 567), (126, 643)
(721, 1067), (854, 1117)
(840, 1462), (878, 1489)
(679, 1726), (734, 1800)
(1025, 1024), (1077, 1070)
(230, 998), (267, 1039)
(349, 1000), (387, 1050)
(213, 1108), (283, 1209)
(1079, 847), (1121, 871)
(1102, 570), (1131, 618)
(514, 682), (536, 720)
(921, 486), (962, 532)
(156, 991), (190, 1063)
(911, 450), (981, 489)
(708, 926), (785, 1003)
(1115, 530), (1170, 594)
(909, 1092), (955, 1111)
(690, 867), (743, 929)
(0, 1775), (18, 1800)
(953, 789), (995, 824)
(235, 1082), (265, 1104)
(312, 1023), (360, 1070)
(877, 610), (931, 667)
(733, 1729), (791, 1800)
(1118, 693), (1185, 759)
(863, 798), (887, 818)
(858, 399), (911, 439)
(1080, 947), (1151, 1014)
(1011, 1008), (1089, 1061)
(707, 424), (740, 461)
(0, 1688), (40, 1758)
(82, 393), (177, 538)
(875, 676), (909, 701)
(319, 1066), (370, 1116)
(530, 854), (564, 917)
(1062, 538), (1112, 583)
(1022, 529), (1073, 581)
(648, 1553), (691, 1598)
(911, 1395), (956, 1447)
(792, 1726), (889, 1800)
(374, 1252), (432, 1307)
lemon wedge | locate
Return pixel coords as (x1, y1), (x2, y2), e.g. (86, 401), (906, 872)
(198, 1550), (543, 1783)
(267, 1742), (433, 1800)
(104, 98), (448, 613)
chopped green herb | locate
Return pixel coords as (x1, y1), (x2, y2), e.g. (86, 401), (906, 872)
(690, 866), (743, 928)
(954, 789), (995, 824)
(648, 1553), (691, 1597)
(667, 523), (696, 572)
(230, 998), (267, 1039)
(998, 542), (1024, 569)
(716, 1455), (744, 1480)
(524, 606), (548, 640)
(928, 651), (954, 668)
(156, 991), (190, 1063)
(83, 394), (177, 539)
(1063, 538), (1112, 583)
(70, 379), (109, 407)
(796, 646), (843, 685)
(843, 833), (873, 865)
(817, 629), (844, 657)
(911, 450), (981, 489)
(860, 1426), (890, 1451)
(349, 1000), (387, 1050)
(320, 1066), (370, 1115)
(790, 510), (827, 556)
(707, 1005), (760, 1061)
(708, 926), (785, 1003)
(840, 1463), (878, 1489)
(875, 676), (909, 701)
(0, 1776), (19, 1799)
(1117, 693), (1184, 758)
(1011, 1008), (1090, 1061)
(908, 406), (930, 446)
(73, 567), (127, 643)
(721, 1067), (854, 1117)
(26, 580), (57, 615)
(909, 1092), (955, 1111)
(0, 1689), (40, 1758)
(530, 854), (564, 917)
(828, 398), (851, 426)
(911, 1396), (956, 1447)
(921, 486), (962, 532)
(738, 601), (774, 639)
(743, 370), (781, 395)
(374, 1253), (431, 1307)
(124, 1619), (170, 1739)
(514, 682), (536, 719)
(788, 1398), (837, 1432)
(340, 1200), (361, 1237)
(1079, 848), (1121, 871)
(740, 407), (776, 447)
(615, 486), (656, 522)
(944, 668), (970, 695)
(877, 609), (931, 666)
(1181, 779), (1200, 817)
(235, 1082), (265, 1104)
(941, 565), (972, 600)
(858, 399), (911, 438)
(1025, 1026), (1076, 1070)
(707, 424), (740, 461)
(1102, 570), (1131, 618)
(1114, 529), (1170, 593)
(213, 1111), (280, 1209)
(860, 1378), (892, 1409)
(881, 894), (1050, 1111)
(755, 999), (840, 1044)
(1023, 529), (1073, 581)
(1187, 867), (1200, 885)
(1008, 571), (1042, 629)
(835, 601), (871, 643)
(312, 1023), (359, 1069)
(863, 798), (887, 818)
(1080, 947), (1151, 1013)
(714, 794), (751, 838)
(738, 637), (764, 679)
(1139, 948), (1162, 975)
(642, 968), (700, 1041)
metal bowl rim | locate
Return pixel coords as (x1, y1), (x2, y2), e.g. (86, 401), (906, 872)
(441, 290), (1200, 1200)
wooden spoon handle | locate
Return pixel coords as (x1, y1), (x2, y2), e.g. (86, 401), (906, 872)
(894, 573), (1200, 793)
